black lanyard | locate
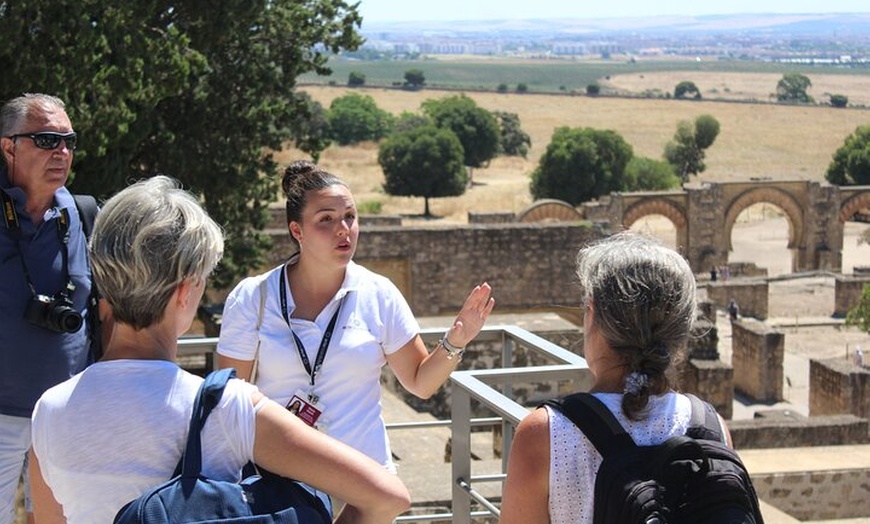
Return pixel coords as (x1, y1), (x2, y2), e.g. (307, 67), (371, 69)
(278, 267), (344, 389)
(1, 189), (73, 297)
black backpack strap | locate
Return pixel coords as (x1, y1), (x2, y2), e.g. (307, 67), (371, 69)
(173, 368), (237, 479)
(72, 194), (102, 362)
(685, 393), (728, 444)
(72, 194), (98, 238)
(543, 392), (636, 458)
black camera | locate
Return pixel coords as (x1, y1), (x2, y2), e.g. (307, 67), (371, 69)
(24, 293), (83, 333)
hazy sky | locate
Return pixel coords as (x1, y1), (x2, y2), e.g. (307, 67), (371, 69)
(357, 0), (868, 23)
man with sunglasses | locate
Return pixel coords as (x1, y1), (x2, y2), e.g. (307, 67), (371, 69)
(0, 93), (97, 524)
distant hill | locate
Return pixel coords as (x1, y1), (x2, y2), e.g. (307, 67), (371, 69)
(361, 13), (870, 38)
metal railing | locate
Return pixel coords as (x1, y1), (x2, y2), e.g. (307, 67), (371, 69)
(177, 325), (592, 523)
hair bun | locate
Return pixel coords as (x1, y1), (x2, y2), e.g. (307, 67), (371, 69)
(282, 160), (317, 196)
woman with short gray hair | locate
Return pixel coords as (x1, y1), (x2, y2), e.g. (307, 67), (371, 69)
(29, 176), (410, 523)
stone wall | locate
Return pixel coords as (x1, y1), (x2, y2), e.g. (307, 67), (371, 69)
(731, 319), (784, 402)
(810, 357), (870, 418)
(681, 359), (734, 419)
(834, 274), (870, 318)
(705, 280), (769, 320)
(728, 412), (869, 448)
(752, 469), (870, 520)
(266, 222), (602, 317)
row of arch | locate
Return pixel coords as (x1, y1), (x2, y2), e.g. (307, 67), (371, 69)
(517, 184), (870, 274)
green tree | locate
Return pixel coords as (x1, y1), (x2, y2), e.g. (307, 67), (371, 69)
(327, 93), (394, 145)
(379, 125), (467, 217)
(493, 111), (531, 158)
(393, 112), (432, 134)
(422, 94), (500, 171)
(290, 92), (332, 163)
(829, 94), (849, 108)
(624, 157), (680, 191)
(586, 83), (601, 96)
(825, 125), (870, 186)
(0, 0), (363, 290)
(776, 73), (814, 103)
(497, 83), (509, 93)
(516, 83), (529, 93)
(530, 126), (634, 206)
(846, 284), (870, 334)
(674, 81), (702, 99)
(404, 69), (426, 90)
(664, 114), (721, 183)
(348, 71), (366, 87)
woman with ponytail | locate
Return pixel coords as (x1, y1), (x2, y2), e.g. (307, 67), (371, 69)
(500, 231), (732, 524)
(216, 160), (494, 474)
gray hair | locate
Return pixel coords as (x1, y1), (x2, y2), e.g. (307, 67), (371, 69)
(89, 176), (224, 329)
(0, 93), (68, 136)
(576, 231), (697, 419)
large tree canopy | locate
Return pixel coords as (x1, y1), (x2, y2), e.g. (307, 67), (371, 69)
(826, 125), (870, 186)
(776, 73), (814, 103)
(422, 94), (499, 169)
(664, 114), (721, 183)
(327, 93), (394, 145)
(378, 125), (467, 217)
(530, 126), (633, 206)
(0, 0), (363, 289)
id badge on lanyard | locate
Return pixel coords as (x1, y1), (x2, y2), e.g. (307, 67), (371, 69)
(279, 269), (343, 428)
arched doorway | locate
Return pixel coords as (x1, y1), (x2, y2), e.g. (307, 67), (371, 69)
(729, 203), (792, 277)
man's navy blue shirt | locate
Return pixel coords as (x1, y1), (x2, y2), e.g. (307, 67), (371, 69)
(0, 168), (92, 417)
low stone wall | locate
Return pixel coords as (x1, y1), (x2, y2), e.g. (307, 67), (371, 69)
(728, 412), (869, 448)
(265, 222), (601, 317)
(752, 469), (870, 521)
(731, 319), (783, 402)
(681, 359), (734, 419)
(810, 357), (870, 418)
(468, 211), (516, 224)
(834, 274), (870, 318)
(705, 280), (769, 320)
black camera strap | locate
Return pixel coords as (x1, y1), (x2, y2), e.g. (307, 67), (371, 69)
(0, 189), (75, 297)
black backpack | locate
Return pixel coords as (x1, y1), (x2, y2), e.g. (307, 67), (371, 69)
(543, 393), (764, 524)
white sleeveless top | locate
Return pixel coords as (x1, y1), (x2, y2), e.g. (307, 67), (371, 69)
(547, 392), (693, 524)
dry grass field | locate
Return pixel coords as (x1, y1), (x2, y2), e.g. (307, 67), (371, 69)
(288, 76), (870, 224)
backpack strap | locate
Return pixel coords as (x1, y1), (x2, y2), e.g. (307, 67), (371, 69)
(72, 194), (102, 362)
(72, 194), (98, 238)
(543, 392), (636, 458)
(175, 368), (237, 479)
(685, 393), (728, 444)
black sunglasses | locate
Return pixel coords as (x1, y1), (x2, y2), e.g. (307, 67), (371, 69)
(9, 132), (77, 151)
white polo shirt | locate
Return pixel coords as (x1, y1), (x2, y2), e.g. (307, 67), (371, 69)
(217, 260), (419, 469)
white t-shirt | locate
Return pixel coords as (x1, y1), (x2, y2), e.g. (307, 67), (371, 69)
(217, 260), (419, 470)
(31, 360), (259, 524)
(547, 392), (693, 524)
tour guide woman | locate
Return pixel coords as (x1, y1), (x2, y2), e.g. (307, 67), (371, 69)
(217, 160), (495, 471)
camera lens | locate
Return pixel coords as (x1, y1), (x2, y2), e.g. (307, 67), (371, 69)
(56, 308), (83, 333)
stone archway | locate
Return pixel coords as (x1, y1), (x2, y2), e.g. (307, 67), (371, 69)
(623, 198), (689, 252)
(723, 187), (803, 251)
(839, 192), (870, 222)
(517, 199), (583, 223)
